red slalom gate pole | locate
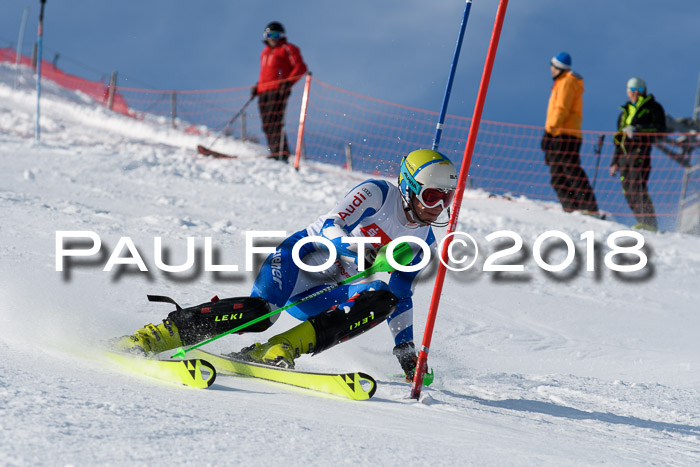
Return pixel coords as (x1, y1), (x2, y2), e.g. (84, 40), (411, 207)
(411, 0), (509, 400)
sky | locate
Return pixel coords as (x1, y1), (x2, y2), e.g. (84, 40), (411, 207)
(1, 0), (699, 132)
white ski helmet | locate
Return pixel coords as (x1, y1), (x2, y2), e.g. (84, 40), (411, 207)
(398, 149), (458, 224)
(626, 77), (646, 94)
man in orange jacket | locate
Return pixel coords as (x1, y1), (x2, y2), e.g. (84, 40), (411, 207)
(252, 21), (308, 162)
(541, 52), (599, 214)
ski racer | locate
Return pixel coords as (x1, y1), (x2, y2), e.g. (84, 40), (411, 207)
(113, 149), (458, 381)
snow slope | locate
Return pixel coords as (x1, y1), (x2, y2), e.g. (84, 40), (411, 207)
(1, 64), (699, 466)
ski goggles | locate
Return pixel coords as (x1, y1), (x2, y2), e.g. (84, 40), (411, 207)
(417, 187), (455, 209)
(628, 86), (645, 93)
(264, 31), (283, 40)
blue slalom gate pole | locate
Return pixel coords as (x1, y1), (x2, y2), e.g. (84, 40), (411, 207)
(432, 0), (473, 151)
(35, 0), (47, 142)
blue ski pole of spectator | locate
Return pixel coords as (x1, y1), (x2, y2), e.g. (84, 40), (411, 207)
(35, 0), (47, 142)
(432, 0), (473, 151)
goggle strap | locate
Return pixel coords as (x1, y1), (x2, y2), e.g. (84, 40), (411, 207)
(400, 161), (422, 195)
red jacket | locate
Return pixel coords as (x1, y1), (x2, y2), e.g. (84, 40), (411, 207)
(257, 39), (307, 93)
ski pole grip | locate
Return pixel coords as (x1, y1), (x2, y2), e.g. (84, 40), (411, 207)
(371, 242), (413, 273)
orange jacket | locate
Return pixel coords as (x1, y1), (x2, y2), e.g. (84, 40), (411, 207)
(545, 71), (583, 138)
(257, 39), (308, 93)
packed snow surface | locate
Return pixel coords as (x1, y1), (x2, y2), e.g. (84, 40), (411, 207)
(1, 65), (699, 465)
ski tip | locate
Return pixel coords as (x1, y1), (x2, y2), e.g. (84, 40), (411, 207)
(171, 347), (186, 359)
(358, 372), (378, 400)
(195, 359), (217, 388)
(195, 145), (238, 159)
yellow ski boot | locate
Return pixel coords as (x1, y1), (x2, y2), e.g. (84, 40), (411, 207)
(112, 319), (183, 356)
(238, 321), (317, 369)
(632, 222), (658, 232)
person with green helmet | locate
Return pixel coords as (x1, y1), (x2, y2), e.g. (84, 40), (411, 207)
(610, 77), (666, 231)
(113, 149), (458, 382)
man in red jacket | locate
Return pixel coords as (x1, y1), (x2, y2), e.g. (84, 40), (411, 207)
(252, 22), (308, 162)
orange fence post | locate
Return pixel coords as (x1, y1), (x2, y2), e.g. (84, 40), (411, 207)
(107, 71), (117, 111)
(293, 72), (313, 170)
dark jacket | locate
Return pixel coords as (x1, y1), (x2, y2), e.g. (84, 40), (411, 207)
(612, 94), (666, 165)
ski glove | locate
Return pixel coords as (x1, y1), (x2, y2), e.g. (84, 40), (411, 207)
(250, 85), (258, 97)
(393, 342), (417, 382)
(363, 247), (378, 268)
(326, 236), (377, 269)
(622, 125), (635, 139)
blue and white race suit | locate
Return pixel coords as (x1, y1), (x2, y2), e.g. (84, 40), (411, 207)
(251, 179), (436, 347)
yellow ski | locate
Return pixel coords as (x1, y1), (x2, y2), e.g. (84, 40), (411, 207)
(104, 351), (216, 389)
(189, 350), (376, 400)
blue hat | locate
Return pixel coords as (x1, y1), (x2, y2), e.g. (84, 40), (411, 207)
(551, 52), (572, 70)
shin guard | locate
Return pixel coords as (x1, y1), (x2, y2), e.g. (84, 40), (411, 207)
(154, 295), (273, 346)
(308, 290), (398, 354)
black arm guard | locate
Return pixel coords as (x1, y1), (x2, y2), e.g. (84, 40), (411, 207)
(164, 296), (272, 345)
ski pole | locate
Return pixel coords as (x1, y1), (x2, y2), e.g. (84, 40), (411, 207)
(207, 94), (256, 148)
(35, 0), (47, 141)
(412, 0), (510, 400)
(591, 134), (605, 190)
(433, 0), (473, 151)
(171, 241), (415, 359)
